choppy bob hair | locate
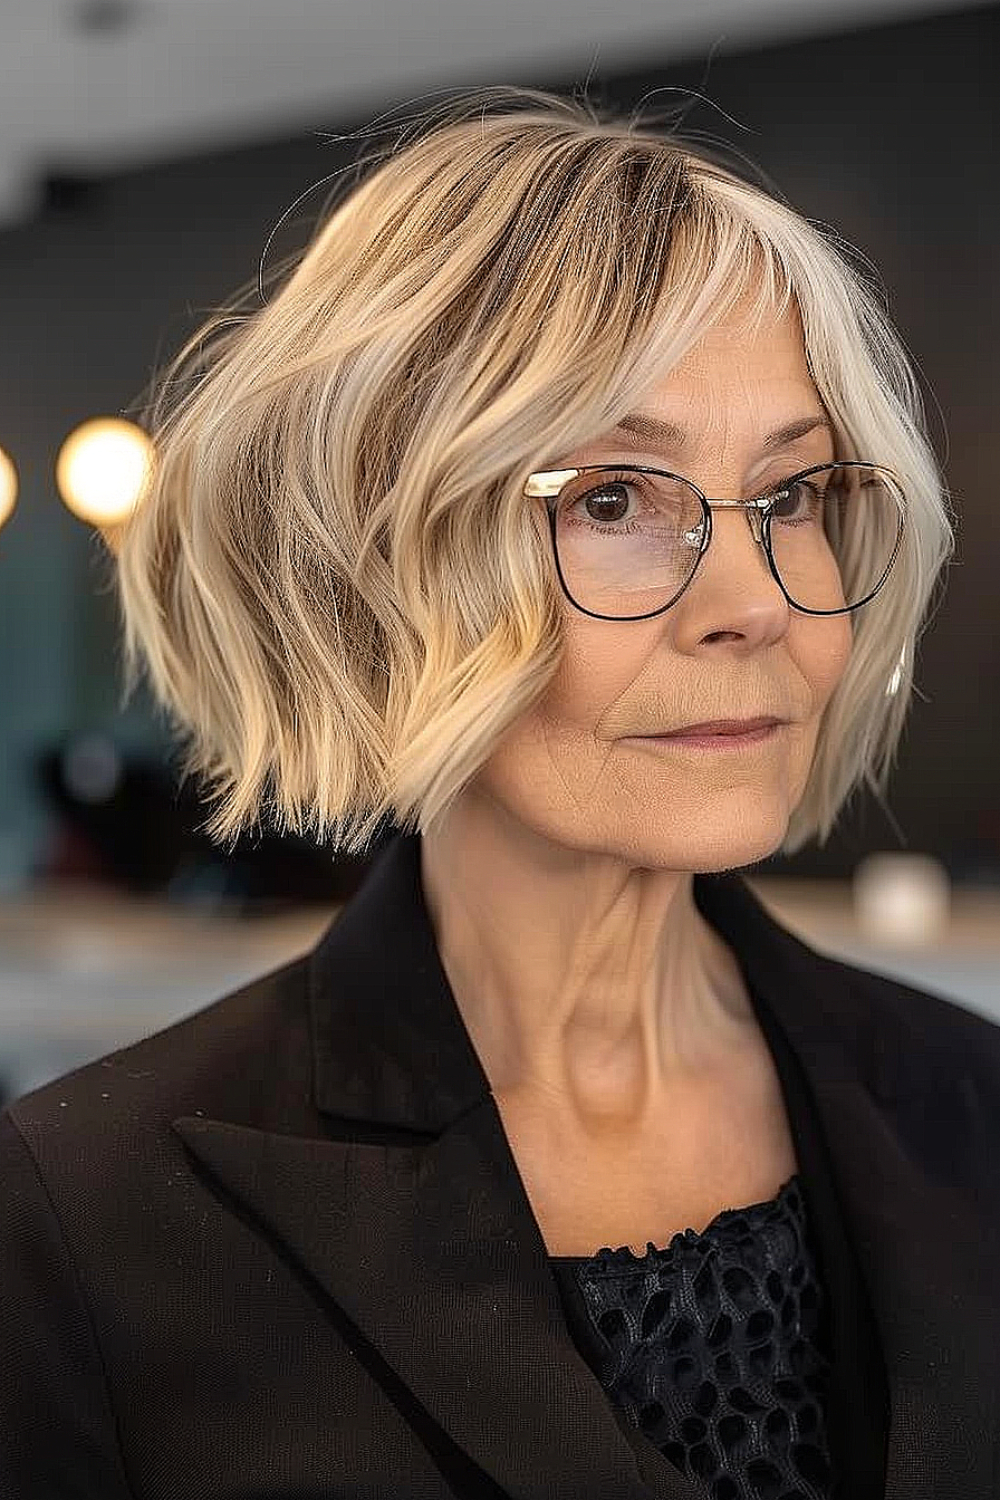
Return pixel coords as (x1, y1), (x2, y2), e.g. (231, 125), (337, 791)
(113, 84), (955, 859)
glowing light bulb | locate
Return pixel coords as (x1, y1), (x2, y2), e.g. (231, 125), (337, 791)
(56, 417), (154, 528)
(0, 446), (18, 530)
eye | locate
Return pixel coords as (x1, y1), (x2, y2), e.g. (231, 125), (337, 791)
(764, 475), (828, 525)
(564, 473), (646, 530)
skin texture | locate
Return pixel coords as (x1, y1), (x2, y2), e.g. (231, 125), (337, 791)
(420, 296), (853, 1152)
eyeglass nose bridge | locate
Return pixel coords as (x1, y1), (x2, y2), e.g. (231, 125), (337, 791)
(678, 497), (777, 592)
(703, 495), (775, 548)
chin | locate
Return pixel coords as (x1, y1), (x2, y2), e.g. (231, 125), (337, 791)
(612, 812), (791, 875)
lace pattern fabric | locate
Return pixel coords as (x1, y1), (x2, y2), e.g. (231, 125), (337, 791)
(556, 1174), (835, 1500)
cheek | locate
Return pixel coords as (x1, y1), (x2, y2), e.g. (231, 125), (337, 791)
(473, 632), (643, 824)
(537, 628), (649, 731)
(811, 615), (854, 704)
(793, 617), (853, 784)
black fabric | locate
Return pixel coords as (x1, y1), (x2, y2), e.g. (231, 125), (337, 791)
(2, 828), (999, 1499)
(547, 969), (890, 1500)
(550, 1174), (837, 1500)
(748, 974), (890, 1500)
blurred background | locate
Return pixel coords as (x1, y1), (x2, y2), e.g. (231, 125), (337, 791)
(1, 0), (997, 1106)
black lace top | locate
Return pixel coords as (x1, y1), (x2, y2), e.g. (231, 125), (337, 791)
(549, 1171), (834, 1500)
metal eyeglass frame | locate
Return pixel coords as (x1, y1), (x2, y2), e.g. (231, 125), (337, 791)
(522, 458), (907, 622)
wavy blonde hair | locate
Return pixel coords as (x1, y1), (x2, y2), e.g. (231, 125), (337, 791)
(112, 84), (956, 859)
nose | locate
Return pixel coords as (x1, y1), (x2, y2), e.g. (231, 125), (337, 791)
(676, 502), (790, 643)
(699, 498), (777, 578)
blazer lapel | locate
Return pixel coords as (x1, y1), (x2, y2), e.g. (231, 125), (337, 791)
(693, 871), (1000, 1500)
(173, 1096), (701, 1499)
(173, 830), (701, 1500)
(172, 831), (999, 1500)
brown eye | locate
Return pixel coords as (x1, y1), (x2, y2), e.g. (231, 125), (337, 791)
(769, 478), (826, 525)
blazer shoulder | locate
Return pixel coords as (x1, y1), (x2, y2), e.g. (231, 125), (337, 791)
(0, 1105), (137, 1496)
(834, 945), (1000, 1043)
(7, 947), (313, 1157)
(804, 935), (1000, 1101)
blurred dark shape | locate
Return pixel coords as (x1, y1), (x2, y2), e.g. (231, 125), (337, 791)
(40, 173), (106, 216)
(940, 804), (1000, 889)
(33, 732), (393, 913)
(69, 0), (147, 39)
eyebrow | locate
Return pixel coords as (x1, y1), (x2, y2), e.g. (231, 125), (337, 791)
(611, 411), (834, 454)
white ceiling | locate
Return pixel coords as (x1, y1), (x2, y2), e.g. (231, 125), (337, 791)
(0, 0), (978, 229)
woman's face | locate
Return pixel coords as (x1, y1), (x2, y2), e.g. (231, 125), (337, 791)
(472, 299), (854, 872)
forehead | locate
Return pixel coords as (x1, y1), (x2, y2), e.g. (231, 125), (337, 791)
(621, 300), (824, 452)
(664, 297), (811, 384)
(594, 300), (828, 459)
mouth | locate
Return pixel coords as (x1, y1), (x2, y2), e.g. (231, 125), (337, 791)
(662, 717), (785, 736)
(624, 718), (786, 751)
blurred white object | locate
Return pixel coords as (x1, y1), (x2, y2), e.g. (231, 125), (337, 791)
(852, 853), (952, 945)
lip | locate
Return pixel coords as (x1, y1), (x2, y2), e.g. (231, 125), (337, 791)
(625, 719), (785, 751)
(639, 717), (785, 737)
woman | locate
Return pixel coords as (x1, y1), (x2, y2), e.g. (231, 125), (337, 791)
(2, 86), (996, 1500)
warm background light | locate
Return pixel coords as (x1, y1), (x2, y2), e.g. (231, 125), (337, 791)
(55, 418), (154, 528)
(0, 446), (18, 531)
(852, 851), (952, 945)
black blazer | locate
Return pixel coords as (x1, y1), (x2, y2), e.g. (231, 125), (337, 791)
(3, 829), (999, 1500)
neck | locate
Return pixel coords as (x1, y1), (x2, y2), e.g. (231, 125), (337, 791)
(418, 791), (758, 1133)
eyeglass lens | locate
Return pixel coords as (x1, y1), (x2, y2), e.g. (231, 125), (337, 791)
(552, 463), (905, 617)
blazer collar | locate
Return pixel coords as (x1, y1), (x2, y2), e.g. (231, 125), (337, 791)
(173, 830), (999, 1500)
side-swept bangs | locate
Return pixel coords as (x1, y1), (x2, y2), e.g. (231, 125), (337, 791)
(113, 85), (956, 857)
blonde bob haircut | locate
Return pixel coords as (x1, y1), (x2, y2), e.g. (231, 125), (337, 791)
(113, 84), (956, 859)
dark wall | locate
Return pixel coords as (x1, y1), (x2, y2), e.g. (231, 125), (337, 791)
(0, 2), (996, 886)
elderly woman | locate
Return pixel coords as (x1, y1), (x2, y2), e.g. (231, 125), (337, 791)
(2, 85), (995, 1500)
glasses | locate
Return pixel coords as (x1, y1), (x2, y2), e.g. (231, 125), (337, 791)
(523, 460), (906, 621)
